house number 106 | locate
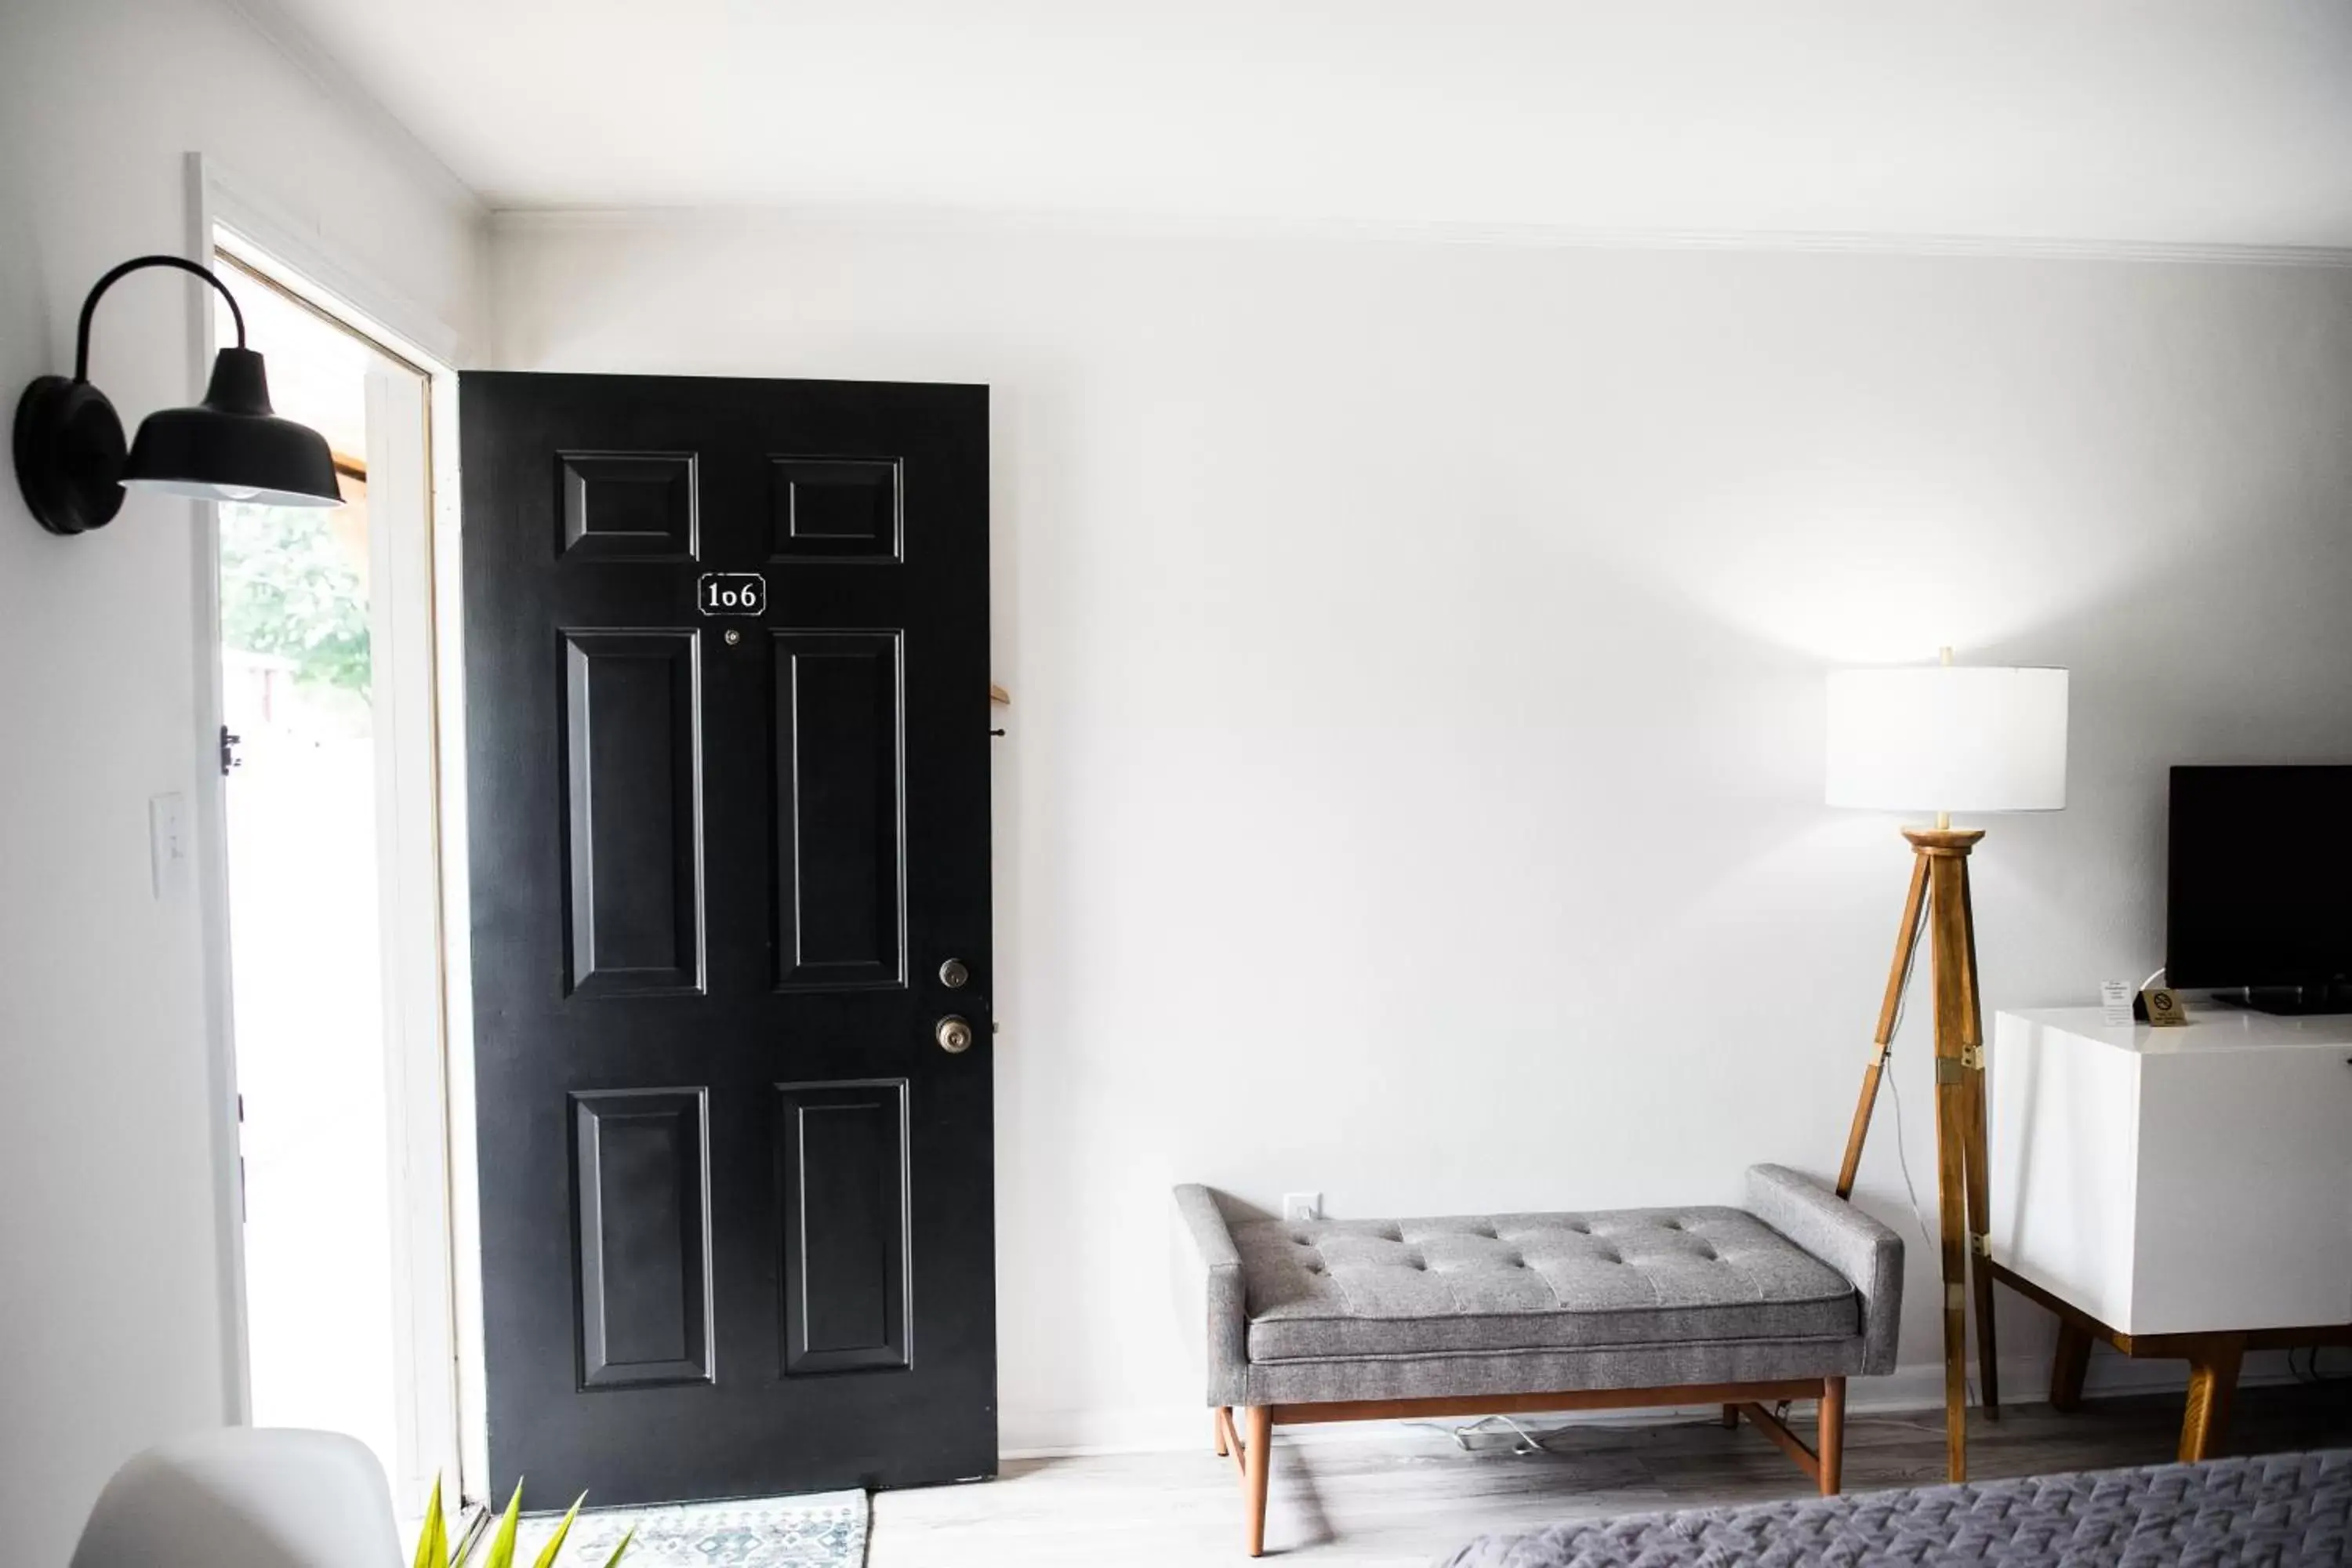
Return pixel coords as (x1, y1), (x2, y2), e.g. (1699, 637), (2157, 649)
(696, 572), (767, 616)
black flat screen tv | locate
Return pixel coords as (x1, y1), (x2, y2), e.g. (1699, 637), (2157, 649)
(2166, 764), (2352, 993)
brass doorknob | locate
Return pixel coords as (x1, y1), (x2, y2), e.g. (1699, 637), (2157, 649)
(936, 1015), (975, 1054)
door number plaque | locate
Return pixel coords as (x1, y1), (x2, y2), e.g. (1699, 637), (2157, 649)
(697, 572), (767, 616)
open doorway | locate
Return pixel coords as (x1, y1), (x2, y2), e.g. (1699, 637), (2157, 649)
(209, 230), (459, 1512)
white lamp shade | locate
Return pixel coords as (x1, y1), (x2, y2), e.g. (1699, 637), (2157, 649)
(1825, 665), (2069, 813)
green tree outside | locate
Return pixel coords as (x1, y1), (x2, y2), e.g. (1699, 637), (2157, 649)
(220, 503), (371, 695)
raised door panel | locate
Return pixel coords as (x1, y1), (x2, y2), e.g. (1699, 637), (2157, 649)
(563, 630), (704, 995)
(558, 452), (699, 560)
(768, 457), (901, 562)
(771, 631), (904, 991)
(775, 1081), (910, 1375)
(572, 1090), (713, 1388)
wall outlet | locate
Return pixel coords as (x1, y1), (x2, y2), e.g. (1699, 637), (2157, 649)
(1282, 1192), (1323, 1223)
(149, 792), (190, 898)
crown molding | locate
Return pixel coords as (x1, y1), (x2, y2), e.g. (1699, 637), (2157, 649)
(490, 201), (2352, 270)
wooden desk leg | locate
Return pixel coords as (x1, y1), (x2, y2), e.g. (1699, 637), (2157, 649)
(2179, 1336), (2245, 1463)
(1720, 1403), (1740, 1429)
(1242, 1406), (1273, 1557)
(2049, 1319), (2092, 1414)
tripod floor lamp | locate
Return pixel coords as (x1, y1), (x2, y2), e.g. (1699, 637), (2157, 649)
(1824, 652), (2068, 1483)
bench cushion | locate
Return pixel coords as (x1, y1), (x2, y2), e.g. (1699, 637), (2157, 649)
(1235, 1206), (1860, 1363)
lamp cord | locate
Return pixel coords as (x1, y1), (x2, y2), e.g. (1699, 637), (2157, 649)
(73, 255), (245, 382)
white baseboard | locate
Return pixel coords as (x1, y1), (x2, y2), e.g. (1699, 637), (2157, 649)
(1002, 1406), (1212, 1459)
(1000, 1347), (2304, 1461)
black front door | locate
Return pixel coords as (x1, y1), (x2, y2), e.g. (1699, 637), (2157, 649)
(459, 372), (994, 1505)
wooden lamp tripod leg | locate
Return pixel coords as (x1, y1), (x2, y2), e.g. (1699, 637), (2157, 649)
(1836, 851), (1931, 1200)
(1925, 847), (1975, 1482)
(1953, 856), (1999, 1422)
(1838, 829), (1992, 1483)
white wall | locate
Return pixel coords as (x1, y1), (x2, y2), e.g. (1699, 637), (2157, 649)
(494, 212), (2352, 1452)
(0, 2), (483, 1559)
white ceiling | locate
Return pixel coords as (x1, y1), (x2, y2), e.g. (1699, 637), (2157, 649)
(254, 0), (2352, 249)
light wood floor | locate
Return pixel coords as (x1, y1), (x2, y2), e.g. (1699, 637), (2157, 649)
(869, 1386), (2352, 1566)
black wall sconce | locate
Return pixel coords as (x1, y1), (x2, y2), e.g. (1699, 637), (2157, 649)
(13, 254), (343, 535)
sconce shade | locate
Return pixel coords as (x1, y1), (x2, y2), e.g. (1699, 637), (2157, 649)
(1825, 663), (2069, 814)
(13, 254), (343, 535)
(121, 347), (341, 507)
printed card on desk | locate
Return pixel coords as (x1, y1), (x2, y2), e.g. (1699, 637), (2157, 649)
(2100, 981), (2135, 1026)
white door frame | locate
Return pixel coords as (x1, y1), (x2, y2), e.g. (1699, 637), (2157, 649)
(184, 153), (476, 1505)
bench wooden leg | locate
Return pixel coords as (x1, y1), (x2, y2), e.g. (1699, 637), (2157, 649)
(1242, 1406), (1272, 1557)
(1248, 1377), (1852, 1541)
(1818, 1377), (1846, 1496)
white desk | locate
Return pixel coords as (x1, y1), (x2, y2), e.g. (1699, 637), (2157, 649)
(1986, 1004), (2352, 1457)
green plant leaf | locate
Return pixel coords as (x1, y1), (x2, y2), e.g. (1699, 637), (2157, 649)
(599, 1524), (637, 1566)
(412, 1475), (447, 1568)
(482, 1481), (525, 1568)
(529, 1491), (587, 1568)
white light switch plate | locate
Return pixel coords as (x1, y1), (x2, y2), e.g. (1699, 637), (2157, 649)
(1282, 1192), (1322, 1223)
(150, 793), (190, 898)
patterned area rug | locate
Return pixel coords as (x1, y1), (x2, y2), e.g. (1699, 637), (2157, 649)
(528, 1492), (868, 1568)
(1440, 1450), (2352, 1567)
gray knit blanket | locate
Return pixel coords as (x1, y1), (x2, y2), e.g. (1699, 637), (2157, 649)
(1439, 1450), (2351, 1566)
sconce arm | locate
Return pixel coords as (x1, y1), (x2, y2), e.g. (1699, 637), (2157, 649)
(73, 255), (246, 383)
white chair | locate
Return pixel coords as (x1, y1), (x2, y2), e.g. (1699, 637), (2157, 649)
(70, 1428), (403, 1568)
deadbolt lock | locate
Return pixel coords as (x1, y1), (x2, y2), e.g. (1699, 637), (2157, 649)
(936, 1015), (975, 1054)
(938, 957), (971, 989)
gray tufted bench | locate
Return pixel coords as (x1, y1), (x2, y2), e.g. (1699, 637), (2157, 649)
(1175, 1164), (1903, 1556)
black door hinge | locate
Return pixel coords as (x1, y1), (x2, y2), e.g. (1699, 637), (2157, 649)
(220, 726), (242, 776)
